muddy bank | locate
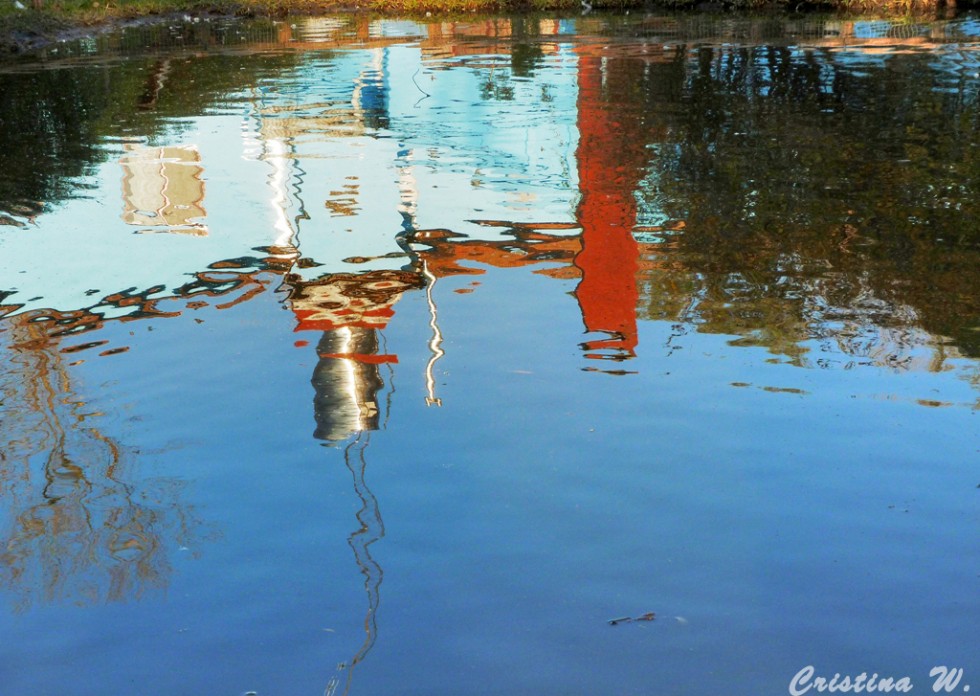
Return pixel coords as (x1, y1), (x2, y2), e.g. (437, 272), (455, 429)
(0, 11), (72, 53)
(0, 11), (184, 55)
(0, 0), (967, 57)
(0, 4), (276, 56)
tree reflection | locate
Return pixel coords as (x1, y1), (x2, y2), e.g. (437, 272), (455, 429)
(4, 16), (979, 372)
(0, 315), (206, 610)
(630, 41), (980, 362)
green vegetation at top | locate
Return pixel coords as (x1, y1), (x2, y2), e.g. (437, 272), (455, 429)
(0, 0), (562, 40)
(0, 0), (966, 55)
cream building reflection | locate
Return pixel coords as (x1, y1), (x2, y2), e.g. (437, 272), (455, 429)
(120, 144), (207, 235)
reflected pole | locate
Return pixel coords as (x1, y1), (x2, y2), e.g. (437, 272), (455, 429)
(422, 259), (444, 407)
(325, 432), (385, 696)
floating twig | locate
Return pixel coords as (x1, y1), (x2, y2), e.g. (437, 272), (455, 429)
(608, 612), (655, 626)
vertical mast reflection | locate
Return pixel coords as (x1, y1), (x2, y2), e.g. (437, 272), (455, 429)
(325, 432), (384, 696)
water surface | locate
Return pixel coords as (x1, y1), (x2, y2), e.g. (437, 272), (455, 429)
(0, 13), (978, 696)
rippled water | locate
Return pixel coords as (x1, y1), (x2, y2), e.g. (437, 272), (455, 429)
(0, 14), (978, 695)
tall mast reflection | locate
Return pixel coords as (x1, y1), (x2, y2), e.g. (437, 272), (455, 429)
(250, 49), (420, 694)
(325, 432), (384, 696)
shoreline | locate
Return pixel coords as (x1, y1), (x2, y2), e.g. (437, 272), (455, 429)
(0, 0), (968, 56)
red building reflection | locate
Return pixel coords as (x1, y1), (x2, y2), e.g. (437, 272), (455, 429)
(573, 50), (645, 361)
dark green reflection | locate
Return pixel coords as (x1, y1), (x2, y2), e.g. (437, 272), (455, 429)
(0, 43), (302, 221)
(606, 41), (980, 361)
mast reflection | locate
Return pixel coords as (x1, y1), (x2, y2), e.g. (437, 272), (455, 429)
(324, 432), (384, 696)
(295, 273), (418, 693)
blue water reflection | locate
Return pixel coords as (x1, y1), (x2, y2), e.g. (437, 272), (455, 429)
(0, 13), (978, 695)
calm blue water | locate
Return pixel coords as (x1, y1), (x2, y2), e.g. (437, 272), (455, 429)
(0, 14), (978, 695)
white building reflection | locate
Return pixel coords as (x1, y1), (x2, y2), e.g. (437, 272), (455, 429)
(120, 145), (207, 235)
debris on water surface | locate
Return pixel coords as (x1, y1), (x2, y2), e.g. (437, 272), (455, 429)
(608, 612), (655, 625)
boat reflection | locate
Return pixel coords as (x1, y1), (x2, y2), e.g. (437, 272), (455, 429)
(295, 273), (415, 692)
(298, 270), (424, 441)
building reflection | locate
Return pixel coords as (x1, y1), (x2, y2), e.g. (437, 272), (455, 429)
(573, 49), (646, 362)
(120, 144), (208, 235)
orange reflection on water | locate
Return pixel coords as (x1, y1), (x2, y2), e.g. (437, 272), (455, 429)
(573, 50), (647, 362)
